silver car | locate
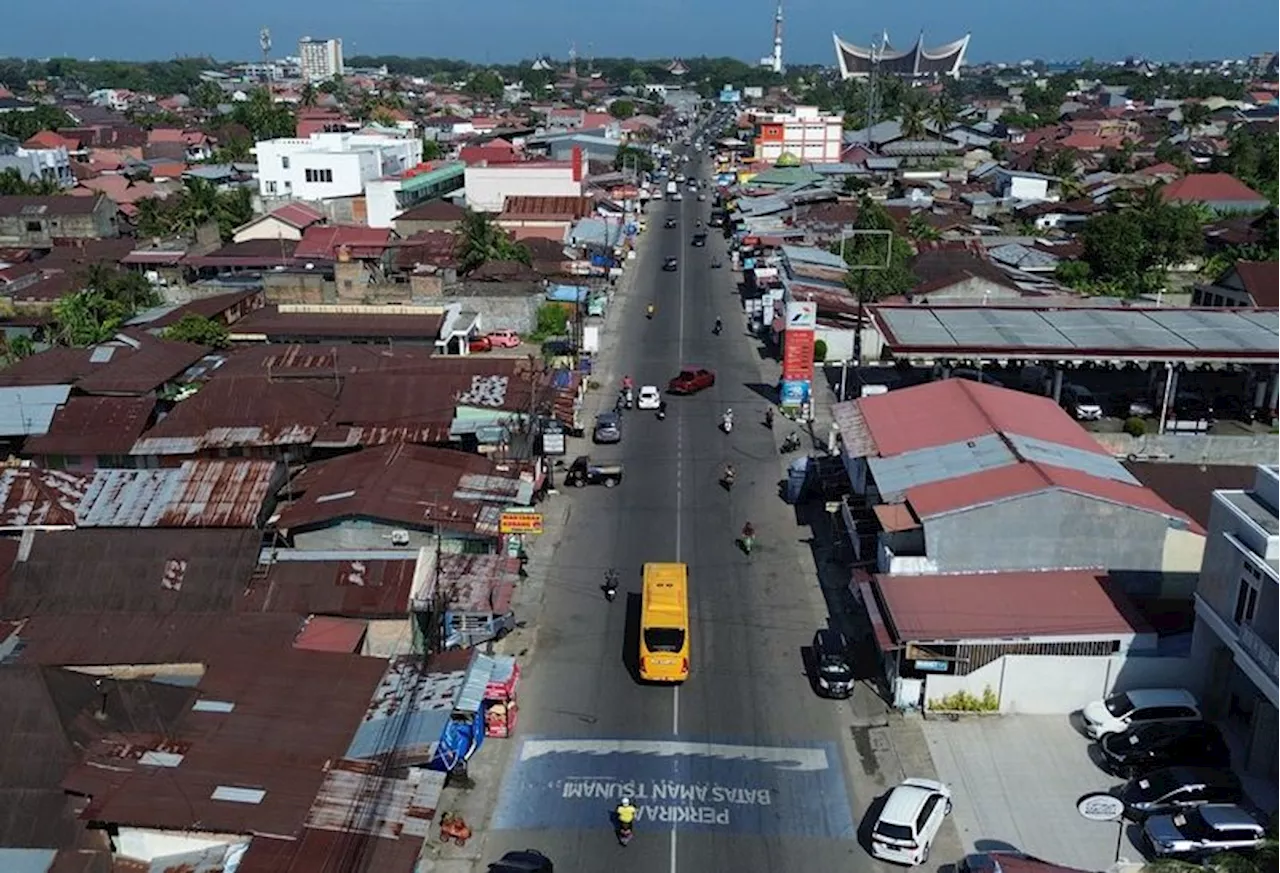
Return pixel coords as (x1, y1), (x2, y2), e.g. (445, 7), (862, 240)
(1142, 804), (1265, 858)
(593, 411), (622, 444)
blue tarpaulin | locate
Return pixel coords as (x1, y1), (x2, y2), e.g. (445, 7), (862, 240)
(546, 284), (590, 303)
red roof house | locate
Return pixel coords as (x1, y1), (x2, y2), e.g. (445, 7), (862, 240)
(293, 225), (394, 261)
(1160, 173), (1268, 213)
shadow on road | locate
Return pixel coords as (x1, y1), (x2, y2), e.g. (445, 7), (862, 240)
(856, 791), (891, 855)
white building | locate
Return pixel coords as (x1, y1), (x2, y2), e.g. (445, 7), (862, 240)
(752, 105), (844, 164)
(253, 131), (422, 202)
(994, 169), (1060, 204)
(299, 37), (344, 83)
(0, 135), (73, 188)
(463, 149), (585, 213)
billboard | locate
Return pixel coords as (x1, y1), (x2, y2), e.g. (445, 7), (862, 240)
(782, 329), (815, 382)
(785, 301), (817, 330)
(780, 380), (811, 406)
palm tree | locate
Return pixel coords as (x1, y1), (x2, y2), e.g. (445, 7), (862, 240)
(173, 177), (222, 234)
(1180, 101), (1213, 133)
(899, 102), (928, 140)
(299, 83), (318, 108)
(929, 97), (957, 139)
(458, 210), (531, 274)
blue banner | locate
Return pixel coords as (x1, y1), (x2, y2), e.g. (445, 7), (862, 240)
(491, 737), (855, 838)
(780, 380), (811, 406)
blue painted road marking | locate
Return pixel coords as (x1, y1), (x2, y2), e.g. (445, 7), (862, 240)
(492, 737), (855, 838)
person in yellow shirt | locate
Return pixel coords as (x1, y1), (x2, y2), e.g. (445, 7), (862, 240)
(615, 796), (637, 832)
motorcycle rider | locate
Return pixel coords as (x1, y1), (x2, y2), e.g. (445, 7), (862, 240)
(615, 796), (638, 836)
(742, 522), (756, 553)
(647, 303), (655, 319)
(713, 317), (723, 335)
(603, 568), (619, 601)
(765, 407), (774, 428)
(622, 375), (634, 391)
(722, 408), (733, 432)
(723, 463), (735, 488)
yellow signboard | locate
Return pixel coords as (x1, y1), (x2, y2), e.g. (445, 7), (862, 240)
(500, 511), (544, 535)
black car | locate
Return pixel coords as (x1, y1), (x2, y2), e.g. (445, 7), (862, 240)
(489, 849), (554, 873)
(812, 629), (854, 699)
(1117, 767), (1243, 819)
(664, 217), (677, 228)
(1099, 722), (1230, 776)
(663, 256), (678, 271)
(691, 233), (707, 247)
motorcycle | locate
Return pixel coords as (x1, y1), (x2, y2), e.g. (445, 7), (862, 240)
(656, 402), (668, 421)
(603, 569), (619, 602)
(741, 527), (755, 555)
(722, 468), (735, 490)
(781, 432), (801, 453)
(721, 413), (734, 434)
(712, 318), (722, 335)
(617, 823), (634, 847)
(623, 388), (634, 409)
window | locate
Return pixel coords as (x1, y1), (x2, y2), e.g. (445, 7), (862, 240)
(25, 221), (41, 232)
(304, 168), (334, 184)
(264, 180), (277, 194)
(281, 156), (290, 169)
(1234, 564), (1261, 625)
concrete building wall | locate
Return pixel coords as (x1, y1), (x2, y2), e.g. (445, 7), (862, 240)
(1090, 431), (1280, 467)
(924, 653), (1196, 714)
(464, 166), (581, 213)
(924, 490), (1171, 577)
(232, 215), (308, 243)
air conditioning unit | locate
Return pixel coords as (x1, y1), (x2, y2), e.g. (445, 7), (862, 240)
(390, 529), (410, 547)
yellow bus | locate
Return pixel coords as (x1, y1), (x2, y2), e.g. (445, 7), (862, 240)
(639, 562), (690, 682)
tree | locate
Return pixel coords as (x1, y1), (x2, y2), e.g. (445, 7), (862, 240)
(929, 97), (957, 138)
(211, 137), (252, 164)
(628, 68), (649, 87)
(1049, 148), (1080, 179)
(191, 80), (225, 110)
(0, 104), (74, 141)
(1, 334), (35, 365)
(1076, 189), (1205, 295)
(906, 212), (940, 242)
(613, 144), (653, 174)
(299, 82), (318, 108)
(1180, 101), (1212, 132)
(464, 70), (505, 101)
(421, 139), (444, 161)
(229, 88), (295, 140)
(0, 168), (62, 195)
(835, 195), (918, 302)
(608, 99), (636, 120)
(457, 209), (530, 274)
(899, 102), (928, 140)
(163, 314), (229, 348)
(52, 290), (131, 346)
(1212, 124), (1279, 203)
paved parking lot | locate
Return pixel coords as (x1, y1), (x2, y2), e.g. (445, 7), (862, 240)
(921, 715), (1142, 871)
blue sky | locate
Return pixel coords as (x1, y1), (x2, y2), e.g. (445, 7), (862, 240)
(0, 0), (1275, 64)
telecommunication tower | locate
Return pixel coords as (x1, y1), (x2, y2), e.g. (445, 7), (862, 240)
(259, 27), (272, 80)
(864, 31), (887, 130)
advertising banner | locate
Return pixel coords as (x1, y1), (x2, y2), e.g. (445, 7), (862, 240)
(782, 329), (815, 382)
(780, 380), (811, 407)
(785, 301), (818, 330)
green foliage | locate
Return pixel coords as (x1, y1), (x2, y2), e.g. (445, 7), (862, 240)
(134, 177), (254, 243)
(421, 139), (444, 161)
(0, 57), (210, 96)
(1054, 259), (1093, 289)
(608, 99), (635, 120)
(464, 70), (505, 101)
(1124, 417), (1148, 437)
(1077, 188), (1205, 296)
(228, 88), (296, 140)
(1152, 139), (1195, 174)
(1, 335), (35, 365)
(162, 314), (229, 349)
(1211, 125), (1280, 204)
(0, 167), (62, 195)
(812, 339), (827, 363)
(530, 303), (571, 341)
(0, 104), (74, 141)
(1121, 69), (1249, 103)
(613, 144), (653, 173)
(929, 686), (1000, 713)
(458, 209), (531, 275)
(834, 196), (918, 302)
(51, 265), (160, 347)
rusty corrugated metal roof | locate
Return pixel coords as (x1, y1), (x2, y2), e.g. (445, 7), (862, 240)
(22, 396), (155, 458)
(240, 557), (416, 617)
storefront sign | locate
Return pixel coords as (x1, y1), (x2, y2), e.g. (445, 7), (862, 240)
(500, 511), (544, 535)
(785, 301), (818, 330)
(1076, 793), (1124, 822)
(779, 380), (811, 406)
(782, 330), (815, 382)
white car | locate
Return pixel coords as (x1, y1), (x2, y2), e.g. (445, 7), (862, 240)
(870, 778), (953, 866)
(637, 386), (661, 410)
(1080, 687), (1201, 739)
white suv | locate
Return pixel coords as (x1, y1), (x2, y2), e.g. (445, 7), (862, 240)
(1080, 688), (1201, 739)
(870, 778), (953, 865)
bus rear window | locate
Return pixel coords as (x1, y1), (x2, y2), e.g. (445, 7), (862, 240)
(644, 627), (686, 653)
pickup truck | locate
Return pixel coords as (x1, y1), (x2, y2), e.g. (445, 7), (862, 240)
(564, 456), (623, 488)
(667, 368), (716, 395)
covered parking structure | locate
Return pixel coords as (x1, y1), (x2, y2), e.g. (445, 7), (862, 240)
(870, 304), (1280, 426)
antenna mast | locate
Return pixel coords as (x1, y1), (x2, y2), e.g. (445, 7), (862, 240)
(259, 27), (272, 81)
(865, 31), (885, 131)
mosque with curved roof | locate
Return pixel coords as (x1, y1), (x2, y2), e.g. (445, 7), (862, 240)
(833, 32), (970, 80)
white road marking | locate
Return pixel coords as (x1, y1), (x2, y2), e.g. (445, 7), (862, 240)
(673, 177), (692, 873)
(519, 739), (832, 771)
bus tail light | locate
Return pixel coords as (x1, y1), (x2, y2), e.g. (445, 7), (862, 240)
(681, 657), (689, 674)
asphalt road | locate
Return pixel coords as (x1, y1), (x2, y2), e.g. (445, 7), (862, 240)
(484, 147), (869, 873)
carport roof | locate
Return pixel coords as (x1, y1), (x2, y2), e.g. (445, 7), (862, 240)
(874, 569), (1150, 642)
(872, 304), (1279, 364)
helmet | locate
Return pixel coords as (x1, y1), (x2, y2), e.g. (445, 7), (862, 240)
(620, 797), (632, 806)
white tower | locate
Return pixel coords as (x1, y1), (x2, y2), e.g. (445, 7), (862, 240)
(771, 2), (784, 74)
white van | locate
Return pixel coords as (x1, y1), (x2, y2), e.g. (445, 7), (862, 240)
(1080, 688), (1201, 739)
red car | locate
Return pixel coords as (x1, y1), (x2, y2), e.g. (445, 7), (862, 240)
(468, 336), (493, 353)
(667, 368), (716, 395)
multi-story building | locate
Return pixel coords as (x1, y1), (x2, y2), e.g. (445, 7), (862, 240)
(0, 134), (73, 188)
(752, 105), (843, 164)
(0, 194), (118, 245)
(298, 37), (344, 83)
(364, 161), (466, 229)
(253, 132), (422, 203)
(463, 148), (585, 213)
(1190, 464), (1278, 784)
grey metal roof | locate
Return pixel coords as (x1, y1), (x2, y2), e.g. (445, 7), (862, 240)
(738, 196), (789, 217)
(0, 849), (59, 873)
(455, 650), (495, 715)
(1006, 433), (1138, 485)
(869, 433), (1014, 501)
(344, 659), (466, 762)
(0, 385), (70, 436)
(782, 244), (847, 271)
(875, 306), (1280, 363)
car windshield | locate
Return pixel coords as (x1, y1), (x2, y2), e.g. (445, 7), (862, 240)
(1105, 693), (1134, 717)
(644, 627), (686, 653)
(819, 655), (852, 678)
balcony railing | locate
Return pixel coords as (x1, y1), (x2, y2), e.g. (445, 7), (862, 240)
(1238, 623), (1279, 681)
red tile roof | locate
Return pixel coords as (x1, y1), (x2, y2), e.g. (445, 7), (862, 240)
(1234, 260), (1279, 308)
(856, 380), (1109, 459)
(23, 130), (79, 151)
(1138, 162), (1183, 177)
(875, 569), (1147, 641)
(292, 615), (368, 652)
(293, 224), (393, 261)
(1161, 173), (1267, 204)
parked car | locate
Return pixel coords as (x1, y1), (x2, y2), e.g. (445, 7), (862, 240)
(1142, 804), (1267, 859)
(1062, 384), (1104, 421)
(869, 778), (953, 865)
(593, 412), (622, 444)
(637, 385), (662, 410)
(1098, 721), (1230, 776)
(469, 335), (493, 353)
(488, 849), (554, 873)
(1117, 767), (1244, 819)
(697, 192), (706, 201)
(486, 329), (521, 348)
(667, 368), (716, 395)
(663, 256), (679, 271)
(811, 628), (854, 699)
(564, 456), (622, 488)
(1081, 688), (1201, 738)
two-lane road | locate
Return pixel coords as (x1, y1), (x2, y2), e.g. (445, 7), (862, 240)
(485, 152), (868, 873)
